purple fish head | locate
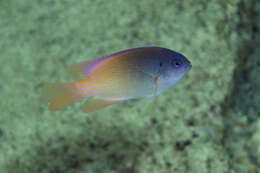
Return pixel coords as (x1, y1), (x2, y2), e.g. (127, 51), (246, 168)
(155, 50), (191, 95)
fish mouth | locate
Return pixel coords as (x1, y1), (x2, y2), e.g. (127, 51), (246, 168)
(186, 63), (192, 69)
(186, 59), (192, 68)
(181, 63), (192, 70)
(174, 64), (192, 72)
(183, 64), (192, 72)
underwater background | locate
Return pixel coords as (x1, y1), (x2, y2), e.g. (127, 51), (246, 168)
(0, 0), (259, 173)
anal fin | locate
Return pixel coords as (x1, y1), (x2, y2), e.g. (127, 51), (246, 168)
(83, 98), (122, 113)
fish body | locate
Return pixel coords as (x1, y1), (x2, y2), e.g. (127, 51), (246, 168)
(42, 46), (191, 112)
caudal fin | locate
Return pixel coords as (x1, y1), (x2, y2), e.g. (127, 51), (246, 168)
(42, 82), (82, 111)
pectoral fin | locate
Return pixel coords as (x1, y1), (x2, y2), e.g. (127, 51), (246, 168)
(154, 76), (159, 87)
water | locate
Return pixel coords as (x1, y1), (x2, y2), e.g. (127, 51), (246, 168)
(0, 0), (259, 173)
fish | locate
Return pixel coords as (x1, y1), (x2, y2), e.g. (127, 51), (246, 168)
(42, 46), (192, 113)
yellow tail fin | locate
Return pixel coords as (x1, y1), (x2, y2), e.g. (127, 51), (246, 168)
(42, 82), (82, 111)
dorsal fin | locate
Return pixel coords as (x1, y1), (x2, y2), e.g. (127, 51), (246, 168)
(67, 47), (153, 80)
(67, 58), (104, 80)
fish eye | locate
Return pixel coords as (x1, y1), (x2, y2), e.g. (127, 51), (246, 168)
(175, 62), (181, 66)
(171, 61), (181, 66)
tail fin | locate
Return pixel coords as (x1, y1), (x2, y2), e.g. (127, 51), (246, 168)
(42, 82), (82, 111)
